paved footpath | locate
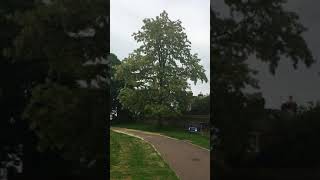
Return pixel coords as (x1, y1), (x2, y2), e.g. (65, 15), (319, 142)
(111, 127), (210, 180)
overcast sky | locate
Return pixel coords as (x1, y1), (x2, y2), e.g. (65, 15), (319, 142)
(213, 0), (320, 109)
(110, 0), (210, 96)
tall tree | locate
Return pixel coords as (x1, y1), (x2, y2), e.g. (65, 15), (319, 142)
(109, 53), (127, 121)
(116, 11), (207, 126)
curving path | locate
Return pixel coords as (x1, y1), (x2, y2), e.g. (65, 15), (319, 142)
(111, 127), (210, 180)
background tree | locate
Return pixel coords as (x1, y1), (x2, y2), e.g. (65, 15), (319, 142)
(108, 53), (130, 122)
(116, 11), (208, 126)
(188, 94), (210, 115)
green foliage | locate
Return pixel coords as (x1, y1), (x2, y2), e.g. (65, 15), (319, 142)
(144, 103), (181, 121)
(109, 53), (128, 120)
(189, 95), (210, 115)
(7, 0), (108, 176)
(212, 0), (315, 171)
(11, 0), (108, 80)
(23, 83), (106, 161)
(212, 0), (314, 95)
(116, 11), (207, 123)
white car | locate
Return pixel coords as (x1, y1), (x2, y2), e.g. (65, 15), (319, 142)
(188, 126), (199, 133)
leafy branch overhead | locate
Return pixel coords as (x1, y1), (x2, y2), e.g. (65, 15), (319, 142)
(7, 1), (108, 175)
(212, 0), (315, 92)
(116, 11), (207, 122)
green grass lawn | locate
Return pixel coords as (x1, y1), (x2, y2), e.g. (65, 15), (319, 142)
(112, 122), (210, 150)
(110, 130), (178, 180)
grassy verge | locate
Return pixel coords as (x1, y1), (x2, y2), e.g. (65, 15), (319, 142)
(112, 122), (210, 150)
(110, 130), (178, 180)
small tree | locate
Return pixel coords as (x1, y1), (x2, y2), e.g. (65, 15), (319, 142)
(116, 11), (208, 126)
(188, 94), (210, 115)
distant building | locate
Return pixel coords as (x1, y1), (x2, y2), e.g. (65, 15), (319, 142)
(281, 96), (297, 115)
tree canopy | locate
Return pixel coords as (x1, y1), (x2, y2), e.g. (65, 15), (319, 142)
(188, 94), (210, 115)
(212, 0), (314, 93)
(211, 0), (315, 177)
(4, 0), (108, 177)
(109, 53), (128, 121)
(116, 11), (208, 124)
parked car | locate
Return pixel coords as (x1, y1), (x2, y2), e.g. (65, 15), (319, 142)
(188, 126), (199, 133)
(187, 122), (202, 133)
